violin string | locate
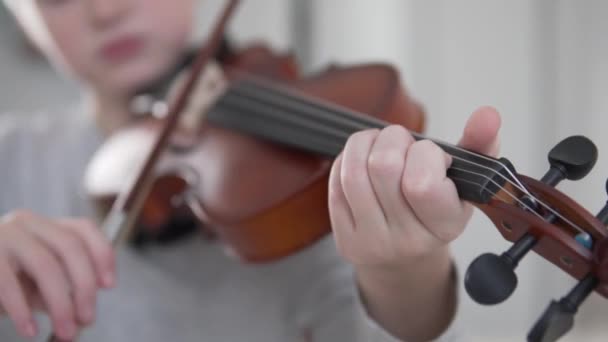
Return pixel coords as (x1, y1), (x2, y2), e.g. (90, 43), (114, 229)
(418, 137), (532, 200)
(226, 68), (531, 198)
(449, 166), (586, 234)
(219, 91), (581, 234)
(226, 79), (544, 217)
(218, 96), (348, 149)
(215, 77), (584, 232)
(269, 84), (585, 235)
(230, 78), (532, 196)
(223, 91), (585, 233)
(448, 170), (544, 220)
(221, 89), (351, 141)
(214, 98), (346, 155)
(229, 77), (579, 231)
(224, 81), (526, 193)
(451, 155), (586, 233)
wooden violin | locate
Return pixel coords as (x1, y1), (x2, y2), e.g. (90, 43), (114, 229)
(52, 1), (608, 341)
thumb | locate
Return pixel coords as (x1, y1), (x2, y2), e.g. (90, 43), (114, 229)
(458, 106), (501, 157)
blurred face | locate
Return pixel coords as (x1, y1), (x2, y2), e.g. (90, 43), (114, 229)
(18, 0), (196, 97)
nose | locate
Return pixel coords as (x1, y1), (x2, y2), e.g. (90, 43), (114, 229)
(86, 0), (132, 27)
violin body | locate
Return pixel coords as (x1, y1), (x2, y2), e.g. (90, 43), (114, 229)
(85, 43), (425, 262)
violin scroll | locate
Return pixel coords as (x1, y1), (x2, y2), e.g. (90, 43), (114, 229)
(460, 135), (608, 341)
(465, 135), (599, 305)
(527, 179), (608, 342)
(595, 183), (608, 282)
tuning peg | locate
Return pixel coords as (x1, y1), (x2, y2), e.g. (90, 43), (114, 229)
(596, 178), (608, 225)
(541, 135), (598, 185)
(545, 135), (598, 249)
(465, 234), (535, 304)
(566, 175), (608, 252)
(574, 178), (608, 250)
(465, 136), (598, 305)
(527, 274), (598, 342)
(527, 178), (607, 342)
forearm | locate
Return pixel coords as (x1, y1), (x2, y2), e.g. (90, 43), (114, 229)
(355, 246), (457, 342)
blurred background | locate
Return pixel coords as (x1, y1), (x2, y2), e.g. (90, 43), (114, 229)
(1, 0), (607, 341)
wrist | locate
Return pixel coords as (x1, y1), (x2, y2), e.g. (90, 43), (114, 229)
(354, 246), (458, 341)
(355, 245), (452, 286)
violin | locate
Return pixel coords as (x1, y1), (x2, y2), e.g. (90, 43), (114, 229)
(49, 1), (608, 341)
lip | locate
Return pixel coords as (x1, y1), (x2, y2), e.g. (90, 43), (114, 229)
(100, 35), (144, 63)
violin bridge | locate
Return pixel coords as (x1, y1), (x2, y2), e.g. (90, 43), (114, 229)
(175, 60), (229, 133)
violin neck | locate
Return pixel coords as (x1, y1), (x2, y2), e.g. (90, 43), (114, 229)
(208, 80), (515, 204)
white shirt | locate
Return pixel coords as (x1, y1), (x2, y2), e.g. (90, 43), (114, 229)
(0, 107), (463, 341)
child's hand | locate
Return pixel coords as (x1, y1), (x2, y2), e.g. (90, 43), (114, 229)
(329, 106), (501, 269)
(0, 211), (115, 340)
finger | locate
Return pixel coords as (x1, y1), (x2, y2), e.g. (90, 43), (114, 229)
(458, 106), (501, 156)
(367, 125), (415, 230)
(10, 233), (77, 340)
(331, 150), (399, 267)
(0, 256), (37, 338)
(403, 140), (471, 243)
(340, 129), (387, 231)
(328, 153), (356, 232)
(18, 274), (46, 311)
(59, 218), (115, 289)
(24, 218), (98, 325)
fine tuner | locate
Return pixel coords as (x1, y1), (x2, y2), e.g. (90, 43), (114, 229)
(464, 135), (607, 341)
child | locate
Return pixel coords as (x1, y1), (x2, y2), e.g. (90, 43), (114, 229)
(0, 1), (501, 341)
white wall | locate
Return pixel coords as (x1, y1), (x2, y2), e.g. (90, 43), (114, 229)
(2, 1), (607, 340)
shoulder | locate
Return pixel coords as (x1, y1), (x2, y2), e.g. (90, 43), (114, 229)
(0, 104), (101, 214)
(1, 103), (93, 139)
(0, 103), (100, 156)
